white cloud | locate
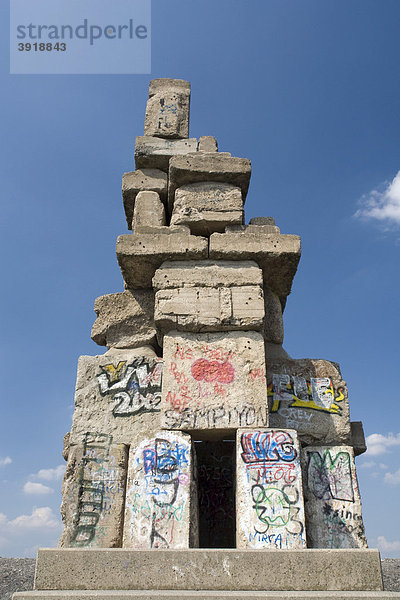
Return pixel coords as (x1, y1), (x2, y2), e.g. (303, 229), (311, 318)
(355, 170), (400, 225)
(32, 465), (65, 482)
(23, 482), (54, 495)
(377, 535), (400, 553)
(358, 460), (376, 469)
(0, 456), (12, 467)
(8, 507), (61, 530)
(365, 432), (400, 456)
(384, 468), (400, 486)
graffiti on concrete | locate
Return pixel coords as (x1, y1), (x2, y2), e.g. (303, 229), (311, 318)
(124, 434), (191, 549)
(238, 430), (306, 550)
(303, 446), (367, 549)
(71, 432), (124, 547)
(268, 374), (344, 415)
(307, 449), (354, 502)
(97, 358), (162, 417)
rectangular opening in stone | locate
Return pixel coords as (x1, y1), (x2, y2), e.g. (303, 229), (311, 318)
(195, 439), (236, 548)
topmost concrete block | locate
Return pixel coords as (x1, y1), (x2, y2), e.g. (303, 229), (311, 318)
(168, 153), (251, 211)
(148, 78), (191, 98)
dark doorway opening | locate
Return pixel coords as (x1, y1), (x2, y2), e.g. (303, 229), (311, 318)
(195, 439), (236, 548)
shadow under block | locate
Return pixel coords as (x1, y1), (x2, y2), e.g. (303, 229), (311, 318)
(32, 549), (384, 592)
(116, 232), (208, 288)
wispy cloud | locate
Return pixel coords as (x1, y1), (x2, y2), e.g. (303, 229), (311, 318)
(365, 432), (400, 456)
(31, 465), (65, 482)
(355, 170), (400, 226)
(23, 481), (54, 495)
(384, 468), (400, 486)
(376, 535), (400, 554)
(8, 507), (61, 530)
(0, 456), (12, 467)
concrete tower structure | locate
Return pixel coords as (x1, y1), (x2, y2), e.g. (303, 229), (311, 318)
(15, 79), (396, 600)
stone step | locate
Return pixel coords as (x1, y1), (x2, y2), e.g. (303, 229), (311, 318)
(12, 590), (400, 600)
(33, 549), (383, 592)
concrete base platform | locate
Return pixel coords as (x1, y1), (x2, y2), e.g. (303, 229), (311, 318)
(33, 549), (383, 592)
(12, 591), (400, 599)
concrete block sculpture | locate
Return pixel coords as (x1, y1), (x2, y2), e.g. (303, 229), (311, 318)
(18, 78), (394, 600)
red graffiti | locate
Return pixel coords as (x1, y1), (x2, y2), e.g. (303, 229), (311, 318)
(191, 358), (235, 384)
(250, 368), (265, 380)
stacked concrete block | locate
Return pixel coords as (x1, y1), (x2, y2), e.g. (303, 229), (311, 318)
(54, 75), (371, 578)
(170, 182), (244, 234)
(160, 331), (268, 432)
(236, 428), (306, 549)
(122, 169), (167, 230)
(266, 358), (351, 447)
(69, 350), (163, 449)
(153, 260), (264, 338)
(144, 78), (191, 139)
(59, 434), (128, 548)
(302, 445), (368, 549)
(123, 430), (197, 549)
(91, 289), (156, 349)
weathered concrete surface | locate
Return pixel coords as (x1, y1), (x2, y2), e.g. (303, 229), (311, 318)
(267, 359), (351, 446)
(144, 89), (190, 139)
(59, 439), (128, 548)
(69, 350), (163, 447)
(264, 286), (284, 344)
(12, 592), (400, 600)
(123, 431), (196, 549)
(209, 231), (301, 307)
(154, 286), (264, 336)
(152, 260), (263, 290)
(91, 290), (156, 349)
(351, 421), (367, 456)
(116, 233), (208, 289)
(153, 260), (264, 336)
(122, 170), (168, 230)
(168, 154), (251, 211)
(170, 182), (244, 235)
(132, 191), (166, 233)
(149, 79), (191, 98)
(302, 445), (368, 549)
(134, 136), (198, 171)
(236, 429), (306, 550)
(198, 136), (218, 152)
(33, 548), (384, 591)
(160, 331), (268, 434)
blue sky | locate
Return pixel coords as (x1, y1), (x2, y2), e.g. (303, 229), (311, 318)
(1, 0), (400, 558)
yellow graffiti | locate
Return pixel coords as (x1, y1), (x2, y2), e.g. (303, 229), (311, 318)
(268, 380), (344, 414)
(101, 361), (127, 383)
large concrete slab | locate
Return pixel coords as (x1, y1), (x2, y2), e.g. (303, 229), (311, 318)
(116, 233), (208, 289)
(302, 445), (368, 549)
(59, 439), (128, 548)
(144, 84), (190, 139)
(209, 231), (301, 307)
(266, 358), (351, 447)
(236, 429), (306, 550)
(135, 136), (198, 171)
(153, 260), (264, 337)
(13, 592), (400, 600)
(69, 350), (163, 447)
(160, 331), (268, 435)
(33, 548), (384, 591)
(122, 170), (168, 230)
(123, 431), (196, 549)
(168, 154), (251, 211)
(91, 290), (156, 350)
(170, 182), (244, 235)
